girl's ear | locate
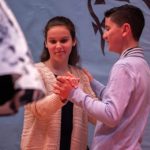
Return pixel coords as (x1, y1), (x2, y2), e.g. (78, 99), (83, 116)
(45, 41), (47, 48)
(73, 39), (76, 46)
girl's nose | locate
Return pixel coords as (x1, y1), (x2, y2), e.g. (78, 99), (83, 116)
(56, 42), (62, 48)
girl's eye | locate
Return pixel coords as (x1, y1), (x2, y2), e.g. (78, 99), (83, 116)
(60, 38), (68, 43)
(48, 38), (68, 44)
(49, 40), (56, 44)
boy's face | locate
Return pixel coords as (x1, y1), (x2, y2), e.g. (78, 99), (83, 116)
(103, 17), (124, 54)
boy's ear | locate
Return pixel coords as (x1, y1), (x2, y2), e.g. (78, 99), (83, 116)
(122, 23), (131, 37)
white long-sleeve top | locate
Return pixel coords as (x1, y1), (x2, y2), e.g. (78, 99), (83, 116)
(68, 47), (150, 150)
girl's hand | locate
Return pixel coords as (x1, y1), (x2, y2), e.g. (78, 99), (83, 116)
(53, 73), (79, 100)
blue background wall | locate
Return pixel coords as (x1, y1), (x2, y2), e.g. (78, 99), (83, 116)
(0, 0), (150, 149)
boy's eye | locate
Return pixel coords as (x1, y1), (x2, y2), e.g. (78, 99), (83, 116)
(104, 26), (110, 31)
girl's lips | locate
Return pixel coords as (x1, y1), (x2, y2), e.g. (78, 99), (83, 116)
(55, 51), (65, 54)
(55, 50), (65, 53)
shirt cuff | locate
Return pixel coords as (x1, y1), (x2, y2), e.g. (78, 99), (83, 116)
(68, 87), (88, 107)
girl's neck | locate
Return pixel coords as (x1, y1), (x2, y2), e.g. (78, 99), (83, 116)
(45, 60), (70, 76)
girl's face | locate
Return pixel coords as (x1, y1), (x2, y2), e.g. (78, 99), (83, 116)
(45, 25), (76, 63)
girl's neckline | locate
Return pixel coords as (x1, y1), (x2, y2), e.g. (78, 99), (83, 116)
(42, 62), (71, 76)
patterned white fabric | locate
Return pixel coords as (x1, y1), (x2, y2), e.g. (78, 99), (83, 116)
(0, 0), (45, 115)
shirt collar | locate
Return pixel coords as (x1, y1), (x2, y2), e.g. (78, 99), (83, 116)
(120, 47), (144, 59)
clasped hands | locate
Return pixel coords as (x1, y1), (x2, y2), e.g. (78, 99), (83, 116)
(53, 72), (80, 102)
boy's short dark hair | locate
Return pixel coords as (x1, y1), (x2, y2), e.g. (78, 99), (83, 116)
(104, 4), (145, 41)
